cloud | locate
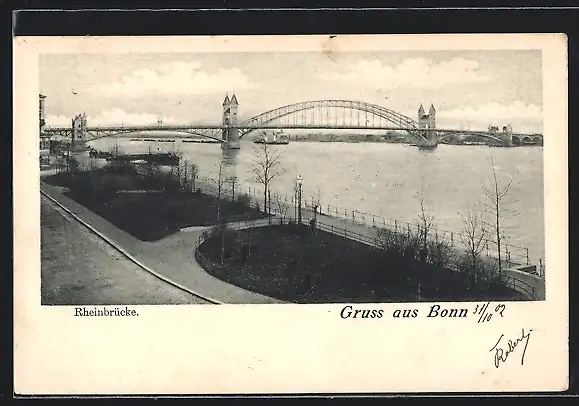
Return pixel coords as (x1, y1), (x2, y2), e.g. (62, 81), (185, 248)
(89, 61), (258, 97)
(321, 57), (490, 88)
(438, 101), (542, 121)
(434, 101), (543, 132)
(46, 109), (184, 127)
(45, 114), (72, 127)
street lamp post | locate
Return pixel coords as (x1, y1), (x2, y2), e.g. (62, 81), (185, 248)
(297, 175), (303, 225)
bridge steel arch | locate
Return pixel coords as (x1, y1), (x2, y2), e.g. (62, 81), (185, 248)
(238, 100), (421, 138)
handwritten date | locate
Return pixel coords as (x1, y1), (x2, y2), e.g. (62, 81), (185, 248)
(473, 302), (506, 323)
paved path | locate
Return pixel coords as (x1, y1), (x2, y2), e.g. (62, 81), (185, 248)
(41, 196), (206, 305)
(40, 182), (284, 304)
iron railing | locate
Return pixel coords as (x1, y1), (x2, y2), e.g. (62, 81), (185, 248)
(195, 175), (544, 274)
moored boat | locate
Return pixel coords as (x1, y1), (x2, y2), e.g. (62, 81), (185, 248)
(414, 139), (438, 150)
(253, 130), (290, 145)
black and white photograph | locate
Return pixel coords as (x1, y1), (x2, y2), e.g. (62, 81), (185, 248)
(38, 46), (547, 305)
(14, 32), (569, 396)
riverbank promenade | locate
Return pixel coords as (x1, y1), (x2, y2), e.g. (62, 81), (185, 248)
(41, 171), (545, 303)
(195, 176), (546, 301)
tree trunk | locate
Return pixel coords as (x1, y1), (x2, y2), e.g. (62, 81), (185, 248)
(220, 228), (225, 265)
(471, 253), (477, 290)
(496, 206), (502, 279)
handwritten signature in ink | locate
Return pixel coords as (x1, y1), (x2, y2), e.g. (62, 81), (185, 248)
(490, 328), (533, 368)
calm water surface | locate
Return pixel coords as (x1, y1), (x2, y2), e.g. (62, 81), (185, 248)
(88, 137), (544, 263)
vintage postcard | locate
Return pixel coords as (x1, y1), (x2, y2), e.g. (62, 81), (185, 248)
(14, 34), (568, 394)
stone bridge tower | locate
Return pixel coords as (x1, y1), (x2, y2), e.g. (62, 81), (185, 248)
(221, 93), (241, 149)
(500, 124), (513, 147)
(71, 112), (87, 151)
(429, 104), (436, 131)
(418, 104), (437, 142)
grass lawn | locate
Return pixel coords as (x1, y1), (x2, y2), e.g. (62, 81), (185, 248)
(43, 170), (267, 241)
(197, 224), (527, 303)
(41, 199), (203, 305)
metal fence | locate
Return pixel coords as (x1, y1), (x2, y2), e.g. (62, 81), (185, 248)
(194, 215), (540, 300)
(500, 273), (537, 300)
(193, 175), (544, 278)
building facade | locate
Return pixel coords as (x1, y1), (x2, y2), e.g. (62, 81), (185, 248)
(39, 94), (46, 131)
(39, 94), (50, 153)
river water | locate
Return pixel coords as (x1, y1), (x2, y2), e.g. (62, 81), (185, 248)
(87, 137), (544, 264)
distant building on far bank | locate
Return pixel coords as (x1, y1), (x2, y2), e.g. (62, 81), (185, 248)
(39, 94), (50, 153)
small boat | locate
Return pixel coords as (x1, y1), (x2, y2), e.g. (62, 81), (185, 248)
(254, 130), (290, 145)
(182, 138), (220, 143)
(88, 149), (113, 159)
(106, 152), (180, 165)
(414, 138), (438, 150)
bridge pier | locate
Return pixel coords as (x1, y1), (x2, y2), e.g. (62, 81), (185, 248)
(500, 125), (514, 147)
(222, 127), (240, 149)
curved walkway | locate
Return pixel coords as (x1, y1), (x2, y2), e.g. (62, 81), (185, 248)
(41, 196), (207, 305)
(40, 182), (285, 304)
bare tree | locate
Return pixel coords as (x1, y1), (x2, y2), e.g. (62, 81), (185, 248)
(460, 203), (487, 289)
(170, 150), (184, 184)
(190, 162), (198, 192)
(211, 159), (230, 264)
(482, 157), (519, 279)
(228, 175), (238, 201)
(251, 143), (285, 214)
(87, 156), (98, 199)
(273, 193), (290, 224)
(215, 158), (226, 222)
(175, 159), (182, 190)
(242, 215), (258, 259)
(182, 160), (189, 192)
(416, 181), (434, 263)
(292, 177), (300, 223)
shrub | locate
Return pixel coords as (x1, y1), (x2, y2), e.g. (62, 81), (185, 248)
(209, 223), (227, 238)
(427, 239), (456, 269)
(236, 192), (252, 207)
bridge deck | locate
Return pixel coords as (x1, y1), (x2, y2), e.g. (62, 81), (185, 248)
(44, 124), (541, 138)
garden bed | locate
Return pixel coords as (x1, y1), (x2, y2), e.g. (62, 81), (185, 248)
(43, 169), (267, 241)
(197, 224), (527, 303)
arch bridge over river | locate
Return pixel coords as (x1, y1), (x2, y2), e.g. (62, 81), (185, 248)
(43, 96), (543, 150)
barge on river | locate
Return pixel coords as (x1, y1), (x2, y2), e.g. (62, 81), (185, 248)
(253, 130), (290, 145)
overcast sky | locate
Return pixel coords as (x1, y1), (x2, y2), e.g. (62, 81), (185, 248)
(40, 50), (543, 133)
